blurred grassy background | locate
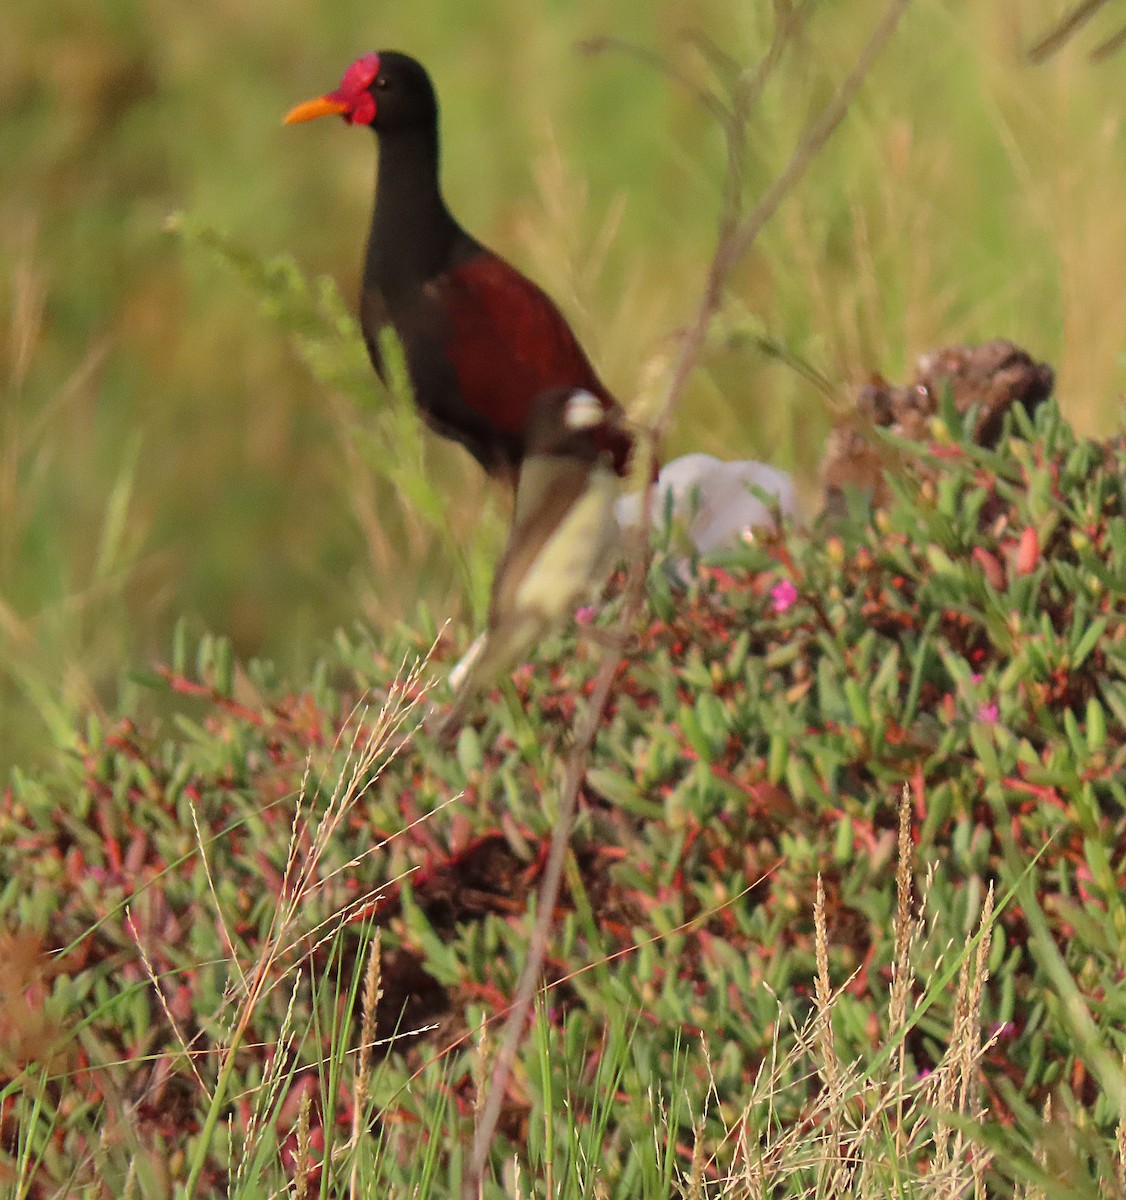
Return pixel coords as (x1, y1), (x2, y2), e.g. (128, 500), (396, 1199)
(1, 0), (1123, 773)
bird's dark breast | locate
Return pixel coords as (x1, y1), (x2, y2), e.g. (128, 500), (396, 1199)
(360, 251), (619, 477)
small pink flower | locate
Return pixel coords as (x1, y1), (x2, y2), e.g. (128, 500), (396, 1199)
(574, 605), (597, 626)
(976, 702), (999, 725)
(771, 579), (799, 614)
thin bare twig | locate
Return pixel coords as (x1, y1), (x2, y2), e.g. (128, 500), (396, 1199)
(652, 0), (912, 455)
(463, 2), (913, 1193)
(1027, 0), (1116, 62)
(728, 0), (816, 129)
(464, 567), (642, 1197)
(1090, 23), (1126, 61)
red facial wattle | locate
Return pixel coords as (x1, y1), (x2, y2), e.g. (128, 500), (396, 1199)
(328, 53), (380, 125)
(283, 52), (381, 126)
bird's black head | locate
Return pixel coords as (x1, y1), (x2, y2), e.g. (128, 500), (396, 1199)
(284, 51), (438, 133)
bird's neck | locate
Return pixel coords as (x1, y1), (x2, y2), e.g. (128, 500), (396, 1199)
(365, 127), (465, 294)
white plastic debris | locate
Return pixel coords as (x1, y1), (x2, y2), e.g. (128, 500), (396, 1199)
(615, 453), (798, 553)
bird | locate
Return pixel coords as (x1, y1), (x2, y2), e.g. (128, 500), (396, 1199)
(438, 386), (622, 735)
(614, 453), (798, 556)
(285, 51), (633, 485)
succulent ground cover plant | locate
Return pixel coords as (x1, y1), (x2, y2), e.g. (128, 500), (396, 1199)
(2, 383), (1125, 1196)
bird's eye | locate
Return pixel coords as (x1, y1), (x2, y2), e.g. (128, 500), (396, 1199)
(376, 76), (390, 89)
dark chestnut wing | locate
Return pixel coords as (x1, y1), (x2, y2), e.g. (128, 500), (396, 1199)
(359, 252), (631, 478)
(439, 254), (617, 435)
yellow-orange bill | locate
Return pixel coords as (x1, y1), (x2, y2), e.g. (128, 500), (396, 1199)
(284, 96), (349, 125)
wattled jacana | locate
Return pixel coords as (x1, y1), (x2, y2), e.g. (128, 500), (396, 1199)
(285, 51), (633, 485)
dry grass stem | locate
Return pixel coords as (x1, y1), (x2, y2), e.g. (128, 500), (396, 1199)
(167, 651), (436, 1198)
(958, 884), (995, 1117)
(685, 1116), (706, 1200)
(236, 972), (302, 1188)
(292, 1085), (313, 1200)
(812, 874), (844, 1188)
(929, 891), (997, 1193)
(188, 799), (248, 995)
(972, 1141), (990, 1200)
(890, 782), (916, 1160)
(124, 911), (208, 1094)
(932, 953), (972, 1173)
(472, 1021), (490, 1130)
(689, 786), (1004, 1199)
(348, 933), (382, 1200)
(356, 930), (383, 1112)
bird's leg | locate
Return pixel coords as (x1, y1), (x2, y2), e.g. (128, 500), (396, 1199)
(446, 631), (486, 693)
(428, 699), (468, 747)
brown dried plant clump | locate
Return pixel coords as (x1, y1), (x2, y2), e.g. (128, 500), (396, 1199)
(820, 339), (1055, 514)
